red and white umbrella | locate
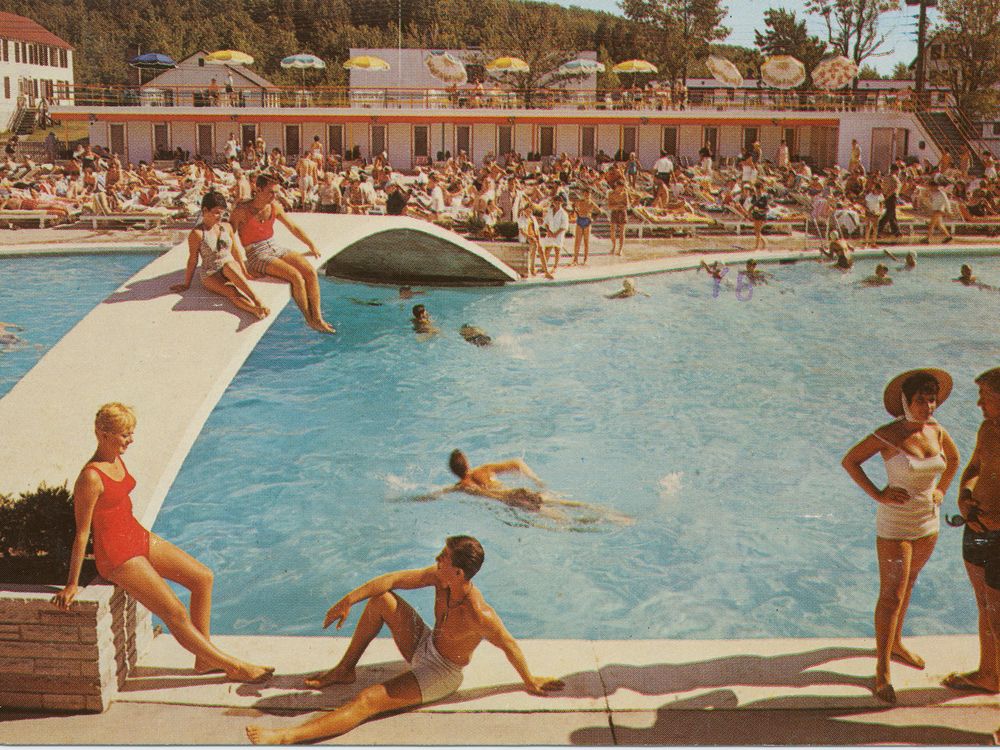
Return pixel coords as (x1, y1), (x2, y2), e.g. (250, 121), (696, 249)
(761, 55), (806, 89)
(707, 55), (743, 87)
(426, 51), (467, 85)
(812, 55), (859, 90)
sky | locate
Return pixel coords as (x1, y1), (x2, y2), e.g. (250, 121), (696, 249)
(547, 0), (937, 75)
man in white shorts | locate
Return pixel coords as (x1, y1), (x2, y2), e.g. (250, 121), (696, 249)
(245, 536), (563, 745)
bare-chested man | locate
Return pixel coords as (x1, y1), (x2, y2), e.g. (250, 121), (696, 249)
(245, 536), (563, 745)
(944, 369), (1000, 702)
(229, 173), (334, 334)
(296, 153), (318, 210)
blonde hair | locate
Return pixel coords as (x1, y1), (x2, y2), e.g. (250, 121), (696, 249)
(95, 402), (136, 434)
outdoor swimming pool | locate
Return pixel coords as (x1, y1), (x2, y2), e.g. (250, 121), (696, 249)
(145, 253), (1000, 640)
(0, 253), (157, 398)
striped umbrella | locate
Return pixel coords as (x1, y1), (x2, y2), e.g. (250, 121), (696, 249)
(558, 58), (606, 75)
(205, 50), (255, 66)
(760, 55), (806, 89)
(486, 56), (530, 74)
(343, 55), (390, 71)
(426, 51), (467, 84)
(812, 55), (859, 90)
(281, 53), (326, 88)
(706, 55), (743, 88)
(612, 59), (658, 74)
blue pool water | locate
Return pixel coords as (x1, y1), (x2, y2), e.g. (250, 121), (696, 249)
(147, 253), (1000, 640)
(0, 253), (157, 398)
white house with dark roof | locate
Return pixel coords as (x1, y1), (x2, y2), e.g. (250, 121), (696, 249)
(0, 11), (74, 130)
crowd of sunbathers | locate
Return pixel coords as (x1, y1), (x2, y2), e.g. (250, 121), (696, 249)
(6, 130), (999, 261)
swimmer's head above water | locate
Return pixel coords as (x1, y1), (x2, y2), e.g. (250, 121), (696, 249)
(449, 449), (469, 478)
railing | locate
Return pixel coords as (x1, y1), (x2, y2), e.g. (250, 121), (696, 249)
(52, 83), (924, 114)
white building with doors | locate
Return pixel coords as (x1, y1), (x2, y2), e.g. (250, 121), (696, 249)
(0, 12), (74, 130)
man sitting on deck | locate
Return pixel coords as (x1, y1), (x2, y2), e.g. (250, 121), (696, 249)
(229, 173), (335, 334)
(245, 535), (563, 745)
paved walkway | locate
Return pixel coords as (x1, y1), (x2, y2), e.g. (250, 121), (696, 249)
(4, 633), (1000, 744)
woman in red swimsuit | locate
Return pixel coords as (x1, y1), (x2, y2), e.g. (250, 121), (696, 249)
(53, 403), (273, 683)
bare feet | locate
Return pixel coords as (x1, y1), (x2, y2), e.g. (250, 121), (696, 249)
(193, 657), (225, 675)
(873, 678), (897, 704)
(890, 644), (925, 670)
(246, 725), (286, 745)
(227, 662), (275, 683)
(942, 671), (1000, 693)
(304, 665), (356, 688)
(308, 317), (336, 334)
(254, 304), (270, 320)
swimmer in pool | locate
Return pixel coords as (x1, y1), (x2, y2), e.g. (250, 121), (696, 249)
(441, 450), (633, 525)
(399, 286), (424, 300)
(411, 304), (439, 336)
(0, 321), (26, 350)
(955, 265), (978, 286)
(861, 263), (893, 287)
(743, 259), (772, 285)
(460, 324), (492, 347)
(606, 278), (648, 299)
(699, 259), (727, 281)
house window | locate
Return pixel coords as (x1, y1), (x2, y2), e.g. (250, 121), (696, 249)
(456, 125), (471, 156)
(3, 77), (8, 99)
(14, 41), (19, 63)
(581, 125), (596, 158)
(285, 124), (300, 158)
(661, 126), (678, 156)
(414, 125), (429, 158)
(197, 124), (214, 158)
(993, 123), (1000, 137)
(539, 125), (555, 157)
(1, 40), (7, 62)
(328, 124), (343, 157)
(497, 125), (513, 158)
(61, 49), (67, 68)
(620, 126), (637, 158)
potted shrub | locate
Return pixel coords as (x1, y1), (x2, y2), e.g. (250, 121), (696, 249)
(0, 483), (96, 585)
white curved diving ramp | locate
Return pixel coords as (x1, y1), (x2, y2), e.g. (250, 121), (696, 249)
(0, 215), (513, 533)
(316, 214), (519, 286)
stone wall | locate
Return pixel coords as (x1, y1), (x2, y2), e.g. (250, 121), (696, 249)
(0, 583), (152, 712)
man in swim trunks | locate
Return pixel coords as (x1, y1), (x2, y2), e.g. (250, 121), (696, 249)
(245, 536), (563, 744)
(447, 449), (547, 511)
(229, 173), (334, 333)
(944, 368), (1000, 698)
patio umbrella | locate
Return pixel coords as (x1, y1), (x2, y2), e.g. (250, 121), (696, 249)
(128, 52), (176, 85)
(281, 53), (326, 88)
(558, 58), (606, 75)
(205, 50), (255, 66)
(612, 59), (658, 75)
(486, 56), (530, 74)
(811, 55), (859, 90)
(760, 55), (806, 89)
(343, 55), (390, 71)
(425, 51), (467, 85)
(706, 55), (742, 87)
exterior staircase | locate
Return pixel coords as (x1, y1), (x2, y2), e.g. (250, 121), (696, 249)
(8, 105), (38, 136)
(915, 110), (985, 175)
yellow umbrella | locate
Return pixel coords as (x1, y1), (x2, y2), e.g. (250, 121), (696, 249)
(486, 56), (530, 74)
(612, 59), (658, 74)
(205, 50), (255, 65)
(343, 55), (390, 71)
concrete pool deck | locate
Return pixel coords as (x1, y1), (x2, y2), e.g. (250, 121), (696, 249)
(4, 632), (1000, 744)
(5, 222), (1000, 744)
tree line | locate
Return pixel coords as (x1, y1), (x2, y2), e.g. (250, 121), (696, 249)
(6, 0), (997, 116)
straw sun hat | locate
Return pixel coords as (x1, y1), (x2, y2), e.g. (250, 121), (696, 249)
(883, 368), (953, 417)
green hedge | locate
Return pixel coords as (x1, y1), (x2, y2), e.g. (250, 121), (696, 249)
(0, 483), (96, 584)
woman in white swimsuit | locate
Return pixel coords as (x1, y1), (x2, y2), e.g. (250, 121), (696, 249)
(843, 369), (960, 704)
